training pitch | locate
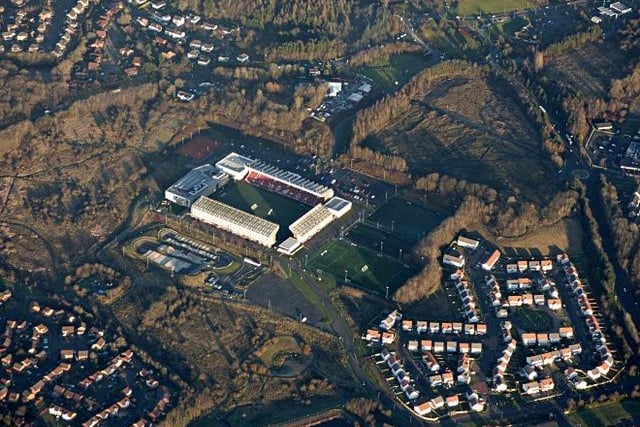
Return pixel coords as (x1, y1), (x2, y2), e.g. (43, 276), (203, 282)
(308, 239), (416, 294)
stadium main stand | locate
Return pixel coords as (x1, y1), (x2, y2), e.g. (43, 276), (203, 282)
(246, 171), (323, 206)
(216, 153), (334, 205)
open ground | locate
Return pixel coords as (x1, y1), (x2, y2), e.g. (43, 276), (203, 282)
(247, 272), (326, 325)
(544, 42), (632, 99)
(363, 74), (561, 203)
(495, 217), (585, 258)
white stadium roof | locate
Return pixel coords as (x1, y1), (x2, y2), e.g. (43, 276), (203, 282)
(289, 204), (334, 243)
(191, 196), (279, 246)
(215, 152), (254, 178)
(324, 196), (352, 217)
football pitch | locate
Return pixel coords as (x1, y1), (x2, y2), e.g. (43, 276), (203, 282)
(214, 180), (310, 241)
(368, 198), (444, 246)
(308, 239), (417, 294)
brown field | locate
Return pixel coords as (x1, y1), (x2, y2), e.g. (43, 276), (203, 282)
(366, 108), (558, 202)
(363, 74), (561, 203)
(175, 134), (221, 160)
(544, 42), (631, 98)
(494, 217), (584, 257)
(109, 283), (352, 418)
(427, 76), (540, 146)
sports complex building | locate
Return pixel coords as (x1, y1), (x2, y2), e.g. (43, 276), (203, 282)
(166, 152), (351, 249)
(164, 164), (228, 207)
(191, 196), (280, 247)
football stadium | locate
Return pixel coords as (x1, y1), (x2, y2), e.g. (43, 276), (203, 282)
(165, 153), (351, 250)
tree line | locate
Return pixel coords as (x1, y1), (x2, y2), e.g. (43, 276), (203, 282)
(541, 26), (602, 58)
(394, 196), (490, 303)
(619, 18), (640, 52)
(599, 176), (640, 288)
(349, 42), (422, 68)
(578, 179), (640, 361)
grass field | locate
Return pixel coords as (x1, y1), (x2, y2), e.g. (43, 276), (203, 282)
(346, 224), (412, 258)
(257, 336), (304, 369)
(544, 42), (631, 99)
(360, 53), (431, 91)
(512, 306), (555, 332)
(369, 198), (444, 245)
(457, 0), (533, 15)
(308, 239), (416, 294)
(346, 198), (445, 256)
(214, 181), (310, 242)
(569, 399), (640, 427)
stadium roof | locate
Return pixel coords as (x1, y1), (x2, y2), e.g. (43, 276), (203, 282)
(248, 160), (332, 197)
(324, 196), (352, 217)
(191, 196), (279, 238)
(289, 204), (334, 241)
(277, 237), (302, 255)
(216, 152), (254, 173)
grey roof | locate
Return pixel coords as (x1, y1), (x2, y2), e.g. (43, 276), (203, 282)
(325, 196), (351, 211)
(166, 164), (222, 200)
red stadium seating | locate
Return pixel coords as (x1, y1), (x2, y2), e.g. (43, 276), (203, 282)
(246, 171), (322, 206)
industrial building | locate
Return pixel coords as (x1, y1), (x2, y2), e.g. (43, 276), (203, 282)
(190, 196), (279, 247)
(165, 164), (228, 207)
(289, 204), (335, 243)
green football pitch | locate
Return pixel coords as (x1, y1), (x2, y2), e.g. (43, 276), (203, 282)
(308, 239), (417, 294)
(214, 180), (310, 242)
